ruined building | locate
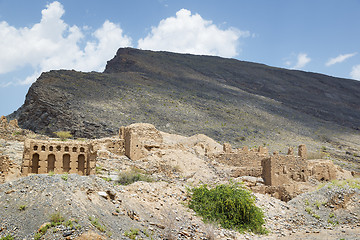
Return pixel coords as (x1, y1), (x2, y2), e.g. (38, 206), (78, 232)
(19, 122), (339, 193)
(21, 139), (97, 176)
(120, 123), (163, 161)
(207, 144), (269, 177)
(21, 123), (163, 176)
(0, 155), (10, 183)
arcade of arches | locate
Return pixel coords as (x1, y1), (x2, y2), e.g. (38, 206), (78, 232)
(21, 139), (96, 176)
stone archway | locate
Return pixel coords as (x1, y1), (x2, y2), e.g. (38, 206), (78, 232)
(78, 154), (85, 175)
(31, 153), (40, 174)
(47, 154), (56, 173)
(63, 154), (71, 173)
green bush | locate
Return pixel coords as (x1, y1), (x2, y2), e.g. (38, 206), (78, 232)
(188, 183), (267, 234)
(0, 235), (14, 240)
(53, 131), (72, 141)
(61, 173), (68, 181)
(117, 168), (153, 185)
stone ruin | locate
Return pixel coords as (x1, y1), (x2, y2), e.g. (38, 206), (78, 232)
(0, 115), (23, 140)
(210, 142), (338, 201)
(0, 115), (19, 129)
(20, 123), (163, 176)
(207, 144), (269, 177)
(0, 155), (10, 183)
(21, 139), (97, 176)
(16, 122), (340, 201)
(0, 152), (20, 184)
(120, 123), (163, 161)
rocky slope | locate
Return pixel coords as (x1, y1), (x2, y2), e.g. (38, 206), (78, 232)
(9, 48), (360, 171)
(0, 132), (359, 240)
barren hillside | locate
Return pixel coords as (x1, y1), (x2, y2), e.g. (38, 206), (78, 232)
(9, 48), (360, 172)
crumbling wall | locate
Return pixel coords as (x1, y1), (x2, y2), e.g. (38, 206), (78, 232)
(307, 159), (337, 181)
(261, 153), (309, 186)
(0, 153), (20, 183)
(92, 138), (125, 157)
(21, 139), (97, 176)
(0, 154), (10, 183)
(208, 143), (269, 177)
(122, 123), (163, 160)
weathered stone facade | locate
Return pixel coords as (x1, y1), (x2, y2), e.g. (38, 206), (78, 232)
(207, 143), (269, 177)
(261, 151), (309, 186)
(0, 155), (10, 183)
(21, 139), (97, 176)
(261, 146), (337, 187)
(121, 123), (163, 161)
(20, 123), (163, 176)
(92, 138), (125, 158)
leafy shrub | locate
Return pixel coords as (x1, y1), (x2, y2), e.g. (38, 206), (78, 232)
(53, 131), (72, 141)
(188, 183), (267, 234)
(117, 168), (153, 185)
(0, 235), (14, 240)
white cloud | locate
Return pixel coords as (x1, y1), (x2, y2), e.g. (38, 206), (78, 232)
(0, 1), (132, 85)
(138, 9), (249, 58)
(293, 53), (311, 69)
(326, 52), (357, 66)
(350, 64), (360, 80)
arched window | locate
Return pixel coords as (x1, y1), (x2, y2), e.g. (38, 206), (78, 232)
(72, 147), (77, 152)
(31, 153), (40, 174)
(41, 145), (46, 151)
(49, 146), (53, 151)
(80, 147), (85, 152)
(56, 146), (61, 151)
(78, 154), (85, 175)
(33, 145), (38, 151)
(64, 146), (69, 152)
(47, 154), (56, 173)
(63, 154), (71, 173)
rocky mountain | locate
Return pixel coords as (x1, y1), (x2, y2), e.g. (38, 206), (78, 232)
(9, 48), (360, 167)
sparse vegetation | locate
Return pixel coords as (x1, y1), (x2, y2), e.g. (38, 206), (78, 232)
(61, 173), (68, 181)
(117, 168), (153, 185)
(89, 216), (106, 232)
(50, 212), (65, 225)
(188, 183), (267, 234)
(34, 223), (51, 240)
(18, 204), (26, 211)
(53, 131), (72, 141)
(48, 171), (54, 176)
(124, 228), (140, 239)
(101, 176), (112, 182)
(321, 178), (360, 190)
(0, 235), (14, 240)
(95, 166), (103, 174)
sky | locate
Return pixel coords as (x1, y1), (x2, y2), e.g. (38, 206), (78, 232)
(0, 0), (360, 115)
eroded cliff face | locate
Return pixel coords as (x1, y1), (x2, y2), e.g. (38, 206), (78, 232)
(8, 48), (360, 156)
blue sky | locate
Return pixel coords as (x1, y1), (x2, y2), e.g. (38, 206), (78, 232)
(1, 0), (360, 115)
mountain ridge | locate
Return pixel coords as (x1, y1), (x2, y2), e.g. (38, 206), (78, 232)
(9, 48), (360, 161)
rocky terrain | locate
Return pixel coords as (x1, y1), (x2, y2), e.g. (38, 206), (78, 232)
(9, 48), (360, 173)
(0, 120), (359, 240)
(2, 48), (360, 239)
